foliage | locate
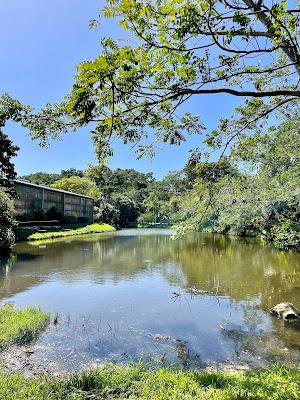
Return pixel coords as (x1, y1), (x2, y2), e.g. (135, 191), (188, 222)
(113, 194), (140, 227)
(0, 127), (18, 254)
(18, 172), (61, 186)
(86, 167), (155, 227)
(94, 195), (140, 227)
(139, 182), (171, 225)
(94, 197), (121, 226)
(19, 169), (84, 186)
(0, 304), (49, 349)
(26, 223), (115, 241)
(90, 167), (153, 190)
(174, 116), (300, 250)
(50, 176), (101, 199)
(0, 364), (300, 399)
(83, 0), (300, 162)
(0, 0), (298, 167)
(0, 130), (19, 186)
(138, 170), (192, 226)
(0, 187), (16, 254)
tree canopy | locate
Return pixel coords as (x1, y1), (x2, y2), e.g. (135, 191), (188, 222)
(172, 114), (300, 249)
(50, 176), (101, 199)
(79, 0), (300, 163)
(0, 0), (299, 165)
(19, 169), (84, 186)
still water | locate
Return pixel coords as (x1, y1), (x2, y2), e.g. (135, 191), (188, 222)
(0, 229), (300, 371)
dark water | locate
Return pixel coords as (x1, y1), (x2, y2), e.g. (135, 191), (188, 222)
(0, 229), (300, 371)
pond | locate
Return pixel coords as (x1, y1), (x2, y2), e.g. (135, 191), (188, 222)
(0, 229), (300, 372)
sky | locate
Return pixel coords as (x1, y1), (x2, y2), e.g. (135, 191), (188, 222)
(0, 0), (239, 179)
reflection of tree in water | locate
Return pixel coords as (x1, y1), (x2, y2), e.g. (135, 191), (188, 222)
(161, 234), (300, 310)
(1, 230), (300, 366)
(1, 232), (300, 310)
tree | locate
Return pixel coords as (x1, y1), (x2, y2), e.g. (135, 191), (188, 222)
(48, 0), (300, 162)
(19, 171), (61, 186)
(1, 0), (298, 166)
(94, 197), (120, 226)
(0, 130), (19, 187)
(85, 166), (154, 196)
(0, 187), (16, 254)
(140, 180), (173, 224)
(19, 169), (84, 186)
(0, 126), (18, 253)
(174, 114), (300, 249)
(50, 176), (101, 199)
(60, 168), (84, 178)
(113, 194), (140, 227)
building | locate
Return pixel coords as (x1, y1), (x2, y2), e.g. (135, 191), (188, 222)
(14, 180), (94, 223)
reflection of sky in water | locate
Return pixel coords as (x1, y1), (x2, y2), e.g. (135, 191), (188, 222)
(0, 229), (300, 371)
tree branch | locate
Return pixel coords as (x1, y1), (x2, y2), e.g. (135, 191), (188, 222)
(176, 88), (300, 98)
(242, 0), (300, 75)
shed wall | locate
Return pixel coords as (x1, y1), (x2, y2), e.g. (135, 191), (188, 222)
(14, 181), (94, 223)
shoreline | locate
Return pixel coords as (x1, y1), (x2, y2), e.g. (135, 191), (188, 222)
(16, 223), (115, 242)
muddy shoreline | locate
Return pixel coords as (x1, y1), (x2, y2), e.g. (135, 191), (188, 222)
(0, 343), (253, 378)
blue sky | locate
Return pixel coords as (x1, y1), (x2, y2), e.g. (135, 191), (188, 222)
(0, 0), (239, 179)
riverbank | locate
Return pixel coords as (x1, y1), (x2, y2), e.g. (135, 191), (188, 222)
(0, 364), (299, 399)
(17, 223), (115, 242)
(0, 305), (49, 350)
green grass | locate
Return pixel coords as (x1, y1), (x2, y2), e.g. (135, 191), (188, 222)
(26, 223), (115, 241)
(0, 364), (299, 399)
(0, 304), (49, 349)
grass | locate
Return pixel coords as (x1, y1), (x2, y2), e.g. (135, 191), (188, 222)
(25, 223), (115, 241)
(0, 304), (49, 349)
(0, 364), (299, 399)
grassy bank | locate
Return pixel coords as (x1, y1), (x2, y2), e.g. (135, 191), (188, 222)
(23, 223), (115, 241)
(0, 304), (49, 349)
(0, 364), (299, 399)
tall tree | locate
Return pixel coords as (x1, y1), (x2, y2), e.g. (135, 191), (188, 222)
(50, 176), (101, 199)
(58, 0), (300, 162)
(0, 120), (18, 253)
(0, 187), (16, 254)
(0, 130), (19, 187)
(1, 1), (299, 165)
(174, 114), (300, 249)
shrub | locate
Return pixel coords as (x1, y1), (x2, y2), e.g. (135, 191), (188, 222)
(272, 224), (300, 251)
(0, 188), (16, 254)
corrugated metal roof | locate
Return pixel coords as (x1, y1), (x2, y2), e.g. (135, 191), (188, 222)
(14, 180), (94, 200)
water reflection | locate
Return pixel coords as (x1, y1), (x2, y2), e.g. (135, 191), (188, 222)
(0, 229), (300, 371)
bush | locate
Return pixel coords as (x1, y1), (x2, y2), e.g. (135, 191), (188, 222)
(94, 199), (120, 226)
(0, 188), (16, 254)
(272, 224), (300, 251)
